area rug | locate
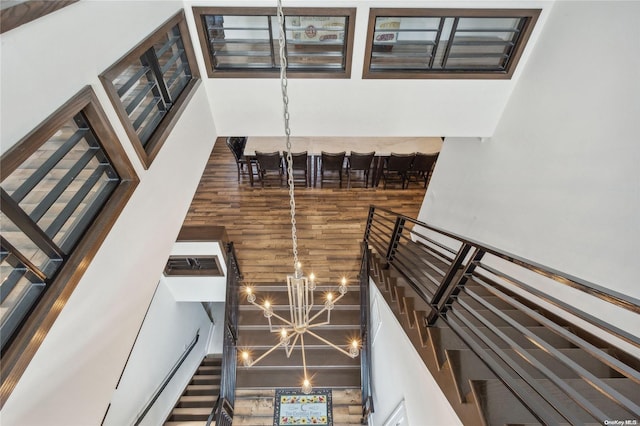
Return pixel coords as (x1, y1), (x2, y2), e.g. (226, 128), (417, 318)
(273, 388), (333, 425)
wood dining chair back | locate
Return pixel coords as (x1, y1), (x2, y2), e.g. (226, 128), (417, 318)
(347, 151), (375, 189)
(320, 151), (346, 188)
(285, 151), (309, 187)
(382, 152), (415, 189)
(255, 151), (284, 187)
(407, 152), (439, 188)
(226, 136), (250, 182)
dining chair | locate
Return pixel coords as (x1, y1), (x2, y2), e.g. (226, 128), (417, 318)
(320, 151), (346, 188)
(347, 151), (375, 189)
(255, 151), (284, 187)
(284, 151), (309, 187)
(381, 153), (415, 189)
(407, 152), (439, 188)
(226, 136), (251, 182)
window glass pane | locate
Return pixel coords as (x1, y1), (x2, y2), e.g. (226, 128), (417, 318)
(202, 12), (350, 73)
(206, 15), (273, 69)
(1, 113), (120, 265)
(366, 11), (536, 77)
(154, 25), (192, 101)
(112, 60), (166, 146)
(285, 16), (346, 70)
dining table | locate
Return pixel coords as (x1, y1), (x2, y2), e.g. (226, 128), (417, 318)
(243, 136), (443, 187)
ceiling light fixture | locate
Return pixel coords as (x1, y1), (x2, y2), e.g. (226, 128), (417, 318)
(240, 0), (360, 395)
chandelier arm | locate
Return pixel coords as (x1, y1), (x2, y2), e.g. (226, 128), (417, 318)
(300, 333), (309, 382)
(248, 301), (295, 326)
(305, 329), (356, 358)
(246, 341), (288, 367)
(306, 292), (348, 324)
(305, 321), (331, 328)
(285, 333), (300, 357)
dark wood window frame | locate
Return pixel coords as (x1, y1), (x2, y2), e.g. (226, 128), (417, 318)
(0, 0), (79, 34)
(192, 6), (356, 79)
(164, 255), (223, 277)
(100, 10), (201, 169)
(363, 8), (541, 80)
(0, 86), (139, 408)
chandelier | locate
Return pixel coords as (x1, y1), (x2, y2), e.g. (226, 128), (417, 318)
(239, 0), (360, 395)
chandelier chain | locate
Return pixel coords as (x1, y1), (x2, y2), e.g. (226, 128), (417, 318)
(276, 0), (299, 270)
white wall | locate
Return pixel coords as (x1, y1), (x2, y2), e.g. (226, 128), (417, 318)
(103, 281), (213, 426)
(419, 1), (640, 349)
(184, 0), (552, 138)
(421, 1), (640, 299)
(0, 2), (218, 425)
(368, 283), (462, 426)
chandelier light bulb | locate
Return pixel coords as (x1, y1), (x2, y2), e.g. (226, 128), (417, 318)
(339, 277), (348, 295)
(302, 379), (313, 395)
(280, 328), (289, 345)
(325, 293), (335, 310)
(264, 300), (273, 318)
(349, 340), (360, 358)
(241, 351), (252, 367)
(246, 287), (256, 303)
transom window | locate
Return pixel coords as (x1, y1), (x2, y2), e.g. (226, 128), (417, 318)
(0, 86), (138, 355)
(364, 8), (540, 79)
(100, 10), (200, 168)
(193, 7), (356, 78)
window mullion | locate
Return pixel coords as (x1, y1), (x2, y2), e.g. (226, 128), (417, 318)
(144, 49), (172, 106)
(429, 17), (446, 69)
(441, 17), (459, 69)
(268, 16), (276, 69)
(0, 188), (65, 260)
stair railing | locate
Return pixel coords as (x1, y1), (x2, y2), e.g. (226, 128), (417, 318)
(207, 242), (241, 426)
(359, 242), (374, 424)
(133, 331), (199, 425)
(365, 205), (640, 423)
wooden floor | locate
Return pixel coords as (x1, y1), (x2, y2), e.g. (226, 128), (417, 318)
(184, 138), (428, 285)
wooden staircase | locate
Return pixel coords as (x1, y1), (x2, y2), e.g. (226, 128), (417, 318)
(369, 249), (640, 425)
(165, 356), (221, 426)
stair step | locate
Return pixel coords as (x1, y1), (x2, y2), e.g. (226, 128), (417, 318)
(239, 289), (361, 306)
(235, 346), (360, 368)
(190, 374), (222, 385)
(472, 378), (640, 425)
(238, 309), (360, 329)
(168, 407), (212, 422)
(164, 421), (208, 426)
(177, 395), (217, 408)
(238, 328), (359, 348)
(197, 365), (222, 375)
(236, 368), (360, 388)
(184, 384), (221, 396)
(429, 325), (578, 367)
(447, 348), (622, 405)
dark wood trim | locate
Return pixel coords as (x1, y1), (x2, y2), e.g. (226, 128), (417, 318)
(0, 0), (78, 34)
(362, 8), (541, 80)
(0, 86), (139, 409)
(99, 9), (201, 169)
(191, 6), (356, 79)
(177, 225), (229, 243)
